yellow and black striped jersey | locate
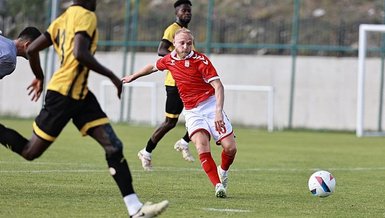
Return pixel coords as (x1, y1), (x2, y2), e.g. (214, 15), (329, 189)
(46, 5), (98, 100)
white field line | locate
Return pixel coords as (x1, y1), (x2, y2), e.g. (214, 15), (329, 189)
(0, 169), (108, 173)
(202, 208), (252, 213)
(1, 160), (385, 174)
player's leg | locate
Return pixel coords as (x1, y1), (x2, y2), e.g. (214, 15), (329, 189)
(74, 92), (137, 201)
(185, 106), (225, 197)
(191, 130), (225, 198)
(0, 91), (65, 160)
(20, 90), (72, 160)
(21, 134), (52, 160)
(212, 109), (237, 190)
(148, 116), (179, 147)
(0, 123), (29, 153)
(88, 124), (138, 205)
(191, 131), (220, 186)
(217, 133), (237, 189)
(138, 86), (180, 170)
(89, 124), (169, 216)
(174, 131), (195, 162)
(0, 124), (53, 160)
(191, 131), (216, 180)
(218, 133), (237, 170)
(77, 91), (168, 216)
(182, 131), (191, 144)
(146, 85), (181, 152)
(167, 86), (195, 161)
(137, 116), (179, 171)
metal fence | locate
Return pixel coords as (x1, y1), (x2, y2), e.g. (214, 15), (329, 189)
(95, 0), (385, 57)
(2, 0), (385, 128)
(2, 0), (385, 56)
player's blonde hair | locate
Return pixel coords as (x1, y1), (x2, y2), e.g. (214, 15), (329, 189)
(174, 28), (194, 41)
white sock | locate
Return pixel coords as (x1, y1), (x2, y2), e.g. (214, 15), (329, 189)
(180, 138), (189, 146)
(141, 149), (151, 157)
(219, 166), (228, 176)
(123, 194), (143, 216)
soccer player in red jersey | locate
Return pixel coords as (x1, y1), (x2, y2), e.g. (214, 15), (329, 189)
(122, 28), (237, 198)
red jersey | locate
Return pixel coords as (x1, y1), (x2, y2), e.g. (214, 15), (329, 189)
(156, 50), (220, 110)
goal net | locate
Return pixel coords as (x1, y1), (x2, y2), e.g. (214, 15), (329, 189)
(357, 24), (385, 137)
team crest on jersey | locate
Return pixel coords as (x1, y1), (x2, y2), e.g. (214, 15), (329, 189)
(185, 60), (190, 67)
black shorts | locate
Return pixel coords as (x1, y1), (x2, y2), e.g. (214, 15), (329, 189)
(33, 90), (109, 142)
(165, 85), (184, 118)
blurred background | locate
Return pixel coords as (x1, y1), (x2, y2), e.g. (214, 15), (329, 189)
(1, 0), (384, 56)
(1, 0), (385, 135)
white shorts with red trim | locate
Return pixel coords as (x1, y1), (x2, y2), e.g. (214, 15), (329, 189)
(183, 95), (233, 144)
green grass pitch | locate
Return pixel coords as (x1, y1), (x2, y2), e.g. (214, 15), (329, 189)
(1, 118), (385, 217)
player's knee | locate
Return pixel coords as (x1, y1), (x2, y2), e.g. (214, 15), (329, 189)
(164, 119), (177, 129)
(111, 135), (123, 151)
(21, 136), (52, 161)
(22, 151), (41, 161)
(104, 135), (123, 158)
(224, 145), (237, 156)
(106, 146), (124, 163)
(105, 140), (123, 158)
(101, 124), (124, 157)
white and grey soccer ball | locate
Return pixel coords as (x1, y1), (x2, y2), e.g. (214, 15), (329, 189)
(308, 170), (336, 197)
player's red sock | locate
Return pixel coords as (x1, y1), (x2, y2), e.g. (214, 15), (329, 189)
(221, 150), (235, 171)
(199, 152), (221, 186)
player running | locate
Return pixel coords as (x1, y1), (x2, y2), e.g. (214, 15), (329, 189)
(122, 28), (237, 198)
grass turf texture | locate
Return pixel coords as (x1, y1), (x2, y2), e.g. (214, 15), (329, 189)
(1, 118), (385, 217)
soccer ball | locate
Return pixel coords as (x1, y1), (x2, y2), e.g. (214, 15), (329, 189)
(308, 170), (336, 197)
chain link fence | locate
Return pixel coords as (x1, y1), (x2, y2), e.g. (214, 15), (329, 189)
(1, 0), (385, 56)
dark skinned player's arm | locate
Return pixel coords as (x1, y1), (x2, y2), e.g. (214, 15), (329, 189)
(73, 32), (122, 99)
(157, 39), (172, 57)
(26, 34), (49, 80)
(26, 33), (51, 101)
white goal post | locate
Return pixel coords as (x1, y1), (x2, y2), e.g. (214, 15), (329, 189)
(357, 24), (385, 137)
(224, 85), (275, 132)
(100, 81), (274, 131)
(100, 80), (159, 126)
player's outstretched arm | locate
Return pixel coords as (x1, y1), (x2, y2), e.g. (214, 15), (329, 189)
(73, 32), (122, 99)
(121, 64), (158, 84)
(26, 33), (51, 102)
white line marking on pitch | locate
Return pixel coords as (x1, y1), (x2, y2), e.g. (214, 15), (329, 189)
(0, 169), (107, 173)
(202, 208), (251, 213)
(1, 161), (385, 174)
